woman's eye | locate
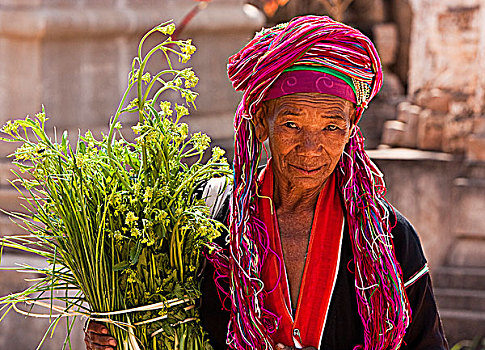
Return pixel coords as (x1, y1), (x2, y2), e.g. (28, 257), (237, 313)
(325, 125), (339, 131)
(284, 122), (298, 129)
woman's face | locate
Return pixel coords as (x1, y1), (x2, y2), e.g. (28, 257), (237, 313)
(255, 93), (355, 192)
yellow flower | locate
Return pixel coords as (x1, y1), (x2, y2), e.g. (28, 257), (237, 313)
(131, 227), (140, 237)
(1, 120), (19, 134)
(181, 40), (196, 55)
(127, 98), (139, 110)
(175, 104), (189, 119)
(191, 132), (211, 152)
(143, 187), (153, 203)
(159, 23), (175, 35)
(133, 182), (142, 194)
(159, 101), (173, 117)
(126, 269), (137, 284)
(142, 72), (151, 85)
(125, 211), (138, 226)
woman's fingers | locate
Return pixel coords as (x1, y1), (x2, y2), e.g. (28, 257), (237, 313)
(87, 321), (109, 334)
(87, 332), (117, 347)
(84, 331), (116, 350)
(84, 321), (117, 350)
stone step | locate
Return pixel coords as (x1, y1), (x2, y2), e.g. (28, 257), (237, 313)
(0, 214), (25, 238)
(434, 288), (485, 312)
(452, 178), (485, 239)
(432, 266), (485, 290)
(462, 162), (485, 179)
(439, 309), (485, 346)
(0, 188), (30, 214)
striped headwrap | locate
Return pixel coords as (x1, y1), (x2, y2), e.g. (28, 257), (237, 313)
(214, 16), (410, 350)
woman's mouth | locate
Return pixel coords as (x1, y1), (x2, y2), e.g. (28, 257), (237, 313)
(290, 164), (324, 175)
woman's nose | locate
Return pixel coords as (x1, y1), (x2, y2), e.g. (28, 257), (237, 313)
(297, 131), (323, 155)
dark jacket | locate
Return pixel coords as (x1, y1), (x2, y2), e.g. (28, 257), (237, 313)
(199, 191), (448, 350)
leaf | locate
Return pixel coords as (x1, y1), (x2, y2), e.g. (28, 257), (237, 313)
(138, 249), (147, 268)
(61, 131), (68, 154)
(113, 261), (130, 271)
(129, 241), (142, 265)
(77, 140), (86, 154)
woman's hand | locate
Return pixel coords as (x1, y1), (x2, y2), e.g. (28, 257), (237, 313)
(84, 321), (118, 350)
(276, 343), (317, 350)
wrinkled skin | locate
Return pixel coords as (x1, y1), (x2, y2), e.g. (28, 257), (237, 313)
(254, 92), (354, 305)
(255, 93), (354, 350)
(84, 93), (355, 350)
(254, 92), (355, 205)
(84, 321), (117, 350)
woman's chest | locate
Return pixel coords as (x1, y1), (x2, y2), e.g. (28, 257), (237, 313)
(277, 213), (313, 307)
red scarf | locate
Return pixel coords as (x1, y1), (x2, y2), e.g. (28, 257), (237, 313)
(258, 161), (345, 348)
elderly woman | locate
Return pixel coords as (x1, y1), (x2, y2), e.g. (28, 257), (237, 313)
(85, 16), (448, 350)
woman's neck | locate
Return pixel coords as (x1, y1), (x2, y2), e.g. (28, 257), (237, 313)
(273, 177), (327, 213)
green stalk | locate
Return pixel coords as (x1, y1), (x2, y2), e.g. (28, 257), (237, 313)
(0, 21), (223, 350)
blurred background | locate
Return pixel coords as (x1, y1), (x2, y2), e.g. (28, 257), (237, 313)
(0, 0), (484, 348)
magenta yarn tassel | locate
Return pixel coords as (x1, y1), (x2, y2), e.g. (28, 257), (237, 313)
(208, 15), (410, 350)
(337, 127), (410, 349)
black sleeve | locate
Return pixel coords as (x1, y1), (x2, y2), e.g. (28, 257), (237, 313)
(391, 208), (427, 282)
(391, 208), (449, 349)
(199, 256), (230, 350)
(401, 275), (449, 349)
(198, 179), (231, 350)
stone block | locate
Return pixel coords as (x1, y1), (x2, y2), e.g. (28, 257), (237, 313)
(443, 113), (474, 154)
(396, 101), (420, 148)
(187, 112), (234, 141)
(381, 120), (405, 147)
(448, 238), (485, 267)
(0, 37), (42, 125)
(416, 89), (452, 113)
(0, 0), (41, 6)
(42, 38), (122, 131)
(433, 266), (485, 290)
(434, 288), (485, 312)
(453, 179), (485, 237)
(379, 71), (404, 98)
(372, 23), (398, 66)
(417, 109), (444, 151)
(372, 156), (460, 268)
(465, 163), (485, 179)
(0, 188), (30, 214)
(0, 214), (24, 238)
(466, 135), (485, 162)
(0, 161), (33, 187)
(359, 98), (400, 149)
(0, 140), (18, 159)
(0, 254), (84, 349)
(391, 0), (412, 85)
(397, 102), (420, 122)
(449, 101), (473, 118)
(369, 0), (386, 23)
(472, 117), (485, 135)
(439, 308), (485, 347)
(349, 0), (387, 23)
(409, 2), (480, 96)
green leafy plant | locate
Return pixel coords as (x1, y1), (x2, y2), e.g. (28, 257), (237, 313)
(0, 21), (230, 350)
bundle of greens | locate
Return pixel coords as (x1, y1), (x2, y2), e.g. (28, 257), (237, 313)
(0, 21), (230, 350)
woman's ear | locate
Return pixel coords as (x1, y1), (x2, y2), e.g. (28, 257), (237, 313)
(346, 107), (357, 143)
(253, 105), (270, 142)
(350, 105), (357, 126)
